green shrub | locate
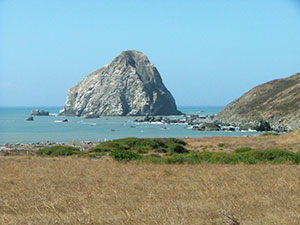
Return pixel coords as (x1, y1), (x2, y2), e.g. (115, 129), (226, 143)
(293, 151), (300, 164)
(240, 155), (258, 164)
(110, 150), (141, 162)
(261, 132), (279, 136)
(137, 147), (149, 154)
(169, 138), (187, 146)
(166, 154), (185, 164)
(90, 138), (187, 154)
(234, 147), (253, 153)
(218, 143), (225, 148)
(140, 138), (166, 149)
(167, 143), (189, 154)
(37, 145), (80, 156)
(149, 154), (161, 158)
(51, 137), (299, 165)
(248, 149), (295, 163)
(90, 141), (131, 152)
(120, 137), (140, 147)
(154, 148), (168, 153)
(159, 149), (298, 165)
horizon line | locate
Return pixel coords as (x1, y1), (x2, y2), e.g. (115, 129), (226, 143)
(0, 105), (225, 108)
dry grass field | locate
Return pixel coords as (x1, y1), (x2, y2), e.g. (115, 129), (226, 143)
(0, 156), (300, 225)
(184, 130), (300, 153)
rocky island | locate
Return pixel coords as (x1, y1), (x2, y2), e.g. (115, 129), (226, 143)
(215, 72), (300, 131)
(59, 50), (181, 117)
(31, 109), (49, 116)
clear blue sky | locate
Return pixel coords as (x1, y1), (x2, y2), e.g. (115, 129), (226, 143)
(0, 0), (299, 107)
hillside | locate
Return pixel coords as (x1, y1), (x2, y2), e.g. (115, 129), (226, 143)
(215, 73), (300, 130)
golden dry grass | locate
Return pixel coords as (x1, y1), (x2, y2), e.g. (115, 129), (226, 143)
(0, 156), (300, 224)
(184, 131), (300, 153)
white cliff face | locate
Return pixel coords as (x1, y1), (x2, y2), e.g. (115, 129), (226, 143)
(59, 50), (181, 117)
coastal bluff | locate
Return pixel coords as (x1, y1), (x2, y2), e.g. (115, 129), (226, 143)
(59, 50), (181, 117)
(215, 72), (300, 131)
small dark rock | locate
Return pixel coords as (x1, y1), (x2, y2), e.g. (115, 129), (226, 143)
(193, 122), (220, 131)
(256, 120), (271, 131)
(26, 116), (34, 121)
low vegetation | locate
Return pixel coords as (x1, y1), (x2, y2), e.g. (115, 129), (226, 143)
(261, 132), (279, 136)
(89, 137), (188, 161)
(36, 138), (300, 165)
(37, 145), (81, 156)
(141, 148), (300, 164)
(90, 137), (187, 153)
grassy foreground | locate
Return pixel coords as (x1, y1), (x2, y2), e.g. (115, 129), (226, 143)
(0, 157), (299, 224)
(2, 132), (300, 224)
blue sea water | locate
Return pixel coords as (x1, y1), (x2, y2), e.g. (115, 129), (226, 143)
(0, 106), (259, 144)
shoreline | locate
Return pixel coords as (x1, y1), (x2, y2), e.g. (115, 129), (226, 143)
(1, 130), (298, 156)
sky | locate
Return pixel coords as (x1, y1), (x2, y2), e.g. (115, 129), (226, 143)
(0, 0), (299, 107)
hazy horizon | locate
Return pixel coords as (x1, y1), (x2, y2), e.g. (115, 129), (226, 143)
(1, 0), (299, 107)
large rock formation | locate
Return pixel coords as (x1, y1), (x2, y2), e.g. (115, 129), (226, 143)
(215, 73), (300, 130)
(59, 50), (181, 117)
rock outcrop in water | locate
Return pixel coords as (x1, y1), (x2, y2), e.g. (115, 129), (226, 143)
(26, 116), (34, 121)
(215, 73), (300, 131)
(31, 109), (49, 116)
(59, 50), (181, 117)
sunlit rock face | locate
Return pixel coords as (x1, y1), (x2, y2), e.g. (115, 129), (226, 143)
(59, 50), (181, 117)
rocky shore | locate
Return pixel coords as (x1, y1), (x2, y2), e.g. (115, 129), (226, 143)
(26, 109), (53, 121)
(135, 114), (282, 132)
(0, 141), (97, 156)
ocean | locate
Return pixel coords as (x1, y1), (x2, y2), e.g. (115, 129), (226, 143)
(0, 106), (260, 144)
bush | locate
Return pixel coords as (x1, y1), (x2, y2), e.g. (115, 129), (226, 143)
(37, 140), (300, 165)
(168, 143), (189, 154)
(218, 143), (226, 148)
(160, 149), (299, 165)
(154, 148), (168, 153)
(137, 147), (149, 154)
(90, 138), (187, 154)
(166, 154), (185, 164)
(37, 145), (80, 156)
(261, 132), (279, 136)
(248, 149), (295, 163)
(169, 138), (187, 146)
(90, 141), (130, 152)
(149, 154), (161, 158)
(234, 147), (253, 153)
(294, 151), (300, 164)
(110, 150), (141, 162)
(139, 138), (166, 149)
